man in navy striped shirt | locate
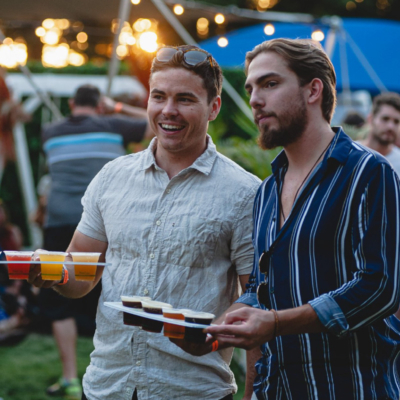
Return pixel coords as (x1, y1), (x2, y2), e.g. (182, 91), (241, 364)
(207, 39), (400, 399)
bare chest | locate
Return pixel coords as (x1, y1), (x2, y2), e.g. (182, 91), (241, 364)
(279, 176), (305, 227)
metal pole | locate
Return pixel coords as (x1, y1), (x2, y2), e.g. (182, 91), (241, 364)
(339, 28), (351, 105)
(13, 122), (42, 249)
(106, 0), (132, 96)
(344, 31), (387, 93)
(151, 0), (253, 122)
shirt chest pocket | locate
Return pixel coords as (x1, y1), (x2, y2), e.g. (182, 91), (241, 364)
(162, 216), (222, 268)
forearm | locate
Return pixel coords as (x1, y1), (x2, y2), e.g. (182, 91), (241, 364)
(277, 304), (325, 336)
(243, 347), (261, 400)
(52, 270), (100, 299)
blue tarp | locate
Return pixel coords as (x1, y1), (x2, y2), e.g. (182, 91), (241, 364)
(201, 18), (400, 94)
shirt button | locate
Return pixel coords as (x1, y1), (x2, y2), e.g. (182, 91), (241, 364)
(150, 253), (155, 259)
(136, 361), (141, 366)
(144, 288), (149, 295)
(156, 220), (161, 226)
(166, 189), (171, 194)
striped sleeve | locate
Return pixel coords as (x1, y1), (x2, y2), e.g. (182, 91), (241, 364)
(310, 162), (400, 337)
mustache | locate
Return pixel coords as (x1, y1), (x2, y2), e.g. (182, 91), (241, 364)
(255, 112), (278, 123)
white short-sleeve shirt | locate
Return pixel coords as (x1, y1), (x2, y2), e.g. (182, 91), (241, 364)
(78, 136), (261, 400)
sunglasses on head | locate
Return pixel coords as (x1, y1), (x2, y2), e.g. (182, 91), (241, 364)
(257, 250), (271, 309)
(156, 46), (214, 67)
(156, 46), (218, 89)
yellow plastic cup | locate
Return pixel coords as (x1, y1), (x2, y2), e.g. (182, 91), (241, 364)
(38, 251), (68, 281)
(70, 252), (101, 281)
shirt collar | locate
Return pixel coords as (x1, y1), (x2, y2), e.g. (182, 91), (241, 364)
(271, 127), (352, 176)
(139, 134), (218, 175)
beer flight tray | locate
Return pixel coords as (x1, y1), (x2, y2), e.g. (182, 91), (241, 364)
(105, 302), (213, 329)
(0, 261), (111, 266)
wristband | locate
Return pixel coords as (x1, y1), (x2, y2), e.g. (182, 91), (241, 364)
(211, 340), (219, 352)
(114, 102), (123, 113)
(57, 265), (69, 286)
(270, 309), (280, 340)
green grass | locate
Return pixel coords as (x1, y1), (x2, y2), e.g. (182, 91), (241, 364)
(0, 334), (246, 400)
(0, 333), (93, 400)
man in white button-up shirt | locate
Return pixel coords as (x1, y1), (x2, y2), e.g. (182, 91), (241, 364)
(29, 45), (261, 400)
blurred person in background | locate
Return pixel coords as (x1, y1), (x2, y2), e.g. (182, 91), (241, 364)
(0, 200), (35, 346)
(39, 84), (152, 400)
(359, 92), (400, 175)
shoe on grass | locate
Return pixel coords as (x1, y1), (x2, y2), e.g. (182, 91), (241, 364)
(46, 377), (82, 399)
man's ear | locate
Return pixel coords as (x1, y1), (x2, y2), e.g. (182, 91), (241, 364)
(307, 78), (324, 106)
(208, 96), (221, 122)
(68, 98), (75, 111)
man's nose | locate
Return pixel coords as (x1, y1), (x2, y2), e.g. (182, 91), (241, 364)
(249, 90), (265, 109)
(162, 98), (179, 116)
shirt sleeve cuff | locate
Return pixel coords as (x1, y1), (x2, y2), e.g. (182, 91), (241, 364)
(235, 292), (260, 309)
(308, 294), (349, 338)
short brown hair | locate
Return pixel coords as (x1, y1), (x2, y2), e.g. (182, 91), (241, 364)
(150, 45), (223, 104)
(372, 92), (400, 116)
(73, 84), (101, 108)
(245, 38), (337, 123)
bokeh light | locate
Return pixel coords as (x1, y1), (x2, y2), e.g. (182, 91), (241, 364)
(215, 14), (225, 25)
(264, 24), (275, 35)
(311, 30), (325, 42)
(77, 32), (88, 43)
(42, 43), (69, 68)
(173, 5), (184, 15)
(35, 27), (46, 37)
(0, 40), (28, 68)
(139, 31), (158, 53)
(42, 18), (55, 29)
(217, 37), (228, 47)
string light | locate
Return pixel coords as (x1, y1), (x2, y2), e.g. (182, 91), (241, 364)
(215, 14), (225, 24)
(311, 30), (325, 42)
(264, 24), (275, 35)
(217, 37), (228, 47)
(131, 0), (141, 4)
(139, 31), (158, 53)
(173, 4), (184, 15)
(0, 39), (28, 68)
(77, 32), (88, 43)
(42, 18), (55, 29)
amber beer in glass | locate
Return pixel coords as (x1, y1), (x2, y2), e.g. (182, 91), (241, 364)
(163, 309), (185, 339)
(70, 252), (101, 281)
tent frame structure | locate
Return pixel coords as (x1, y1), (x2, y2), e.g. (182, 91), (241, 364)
(2, 0), (386, 248)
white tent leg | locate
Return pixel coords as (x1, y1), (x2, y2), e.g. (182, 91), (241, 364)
(13, 122), (42, 249)
(106, 0), (132, 96)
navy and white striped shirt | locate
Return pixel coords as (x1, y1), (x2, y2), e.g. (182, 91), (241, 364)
(237, 128), (400, 399)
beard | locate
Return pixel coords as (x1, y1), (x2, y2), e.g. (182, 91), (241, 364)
(372, 130), (396, 146)
(257, 92), (308, 150)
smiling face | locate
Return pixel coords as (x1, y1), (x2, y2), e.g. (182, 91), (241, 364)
(370, 104), (400, 146)
(147, 68), (220, 159)
(245, 51), (309, 149)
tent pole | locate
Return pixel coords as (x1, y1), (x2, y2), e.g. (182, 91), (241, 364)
(106, 0), (132, 96)
(339, 28), (351, 106)
(150, 0), (253, 122)
(344, 31), (387, 93)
